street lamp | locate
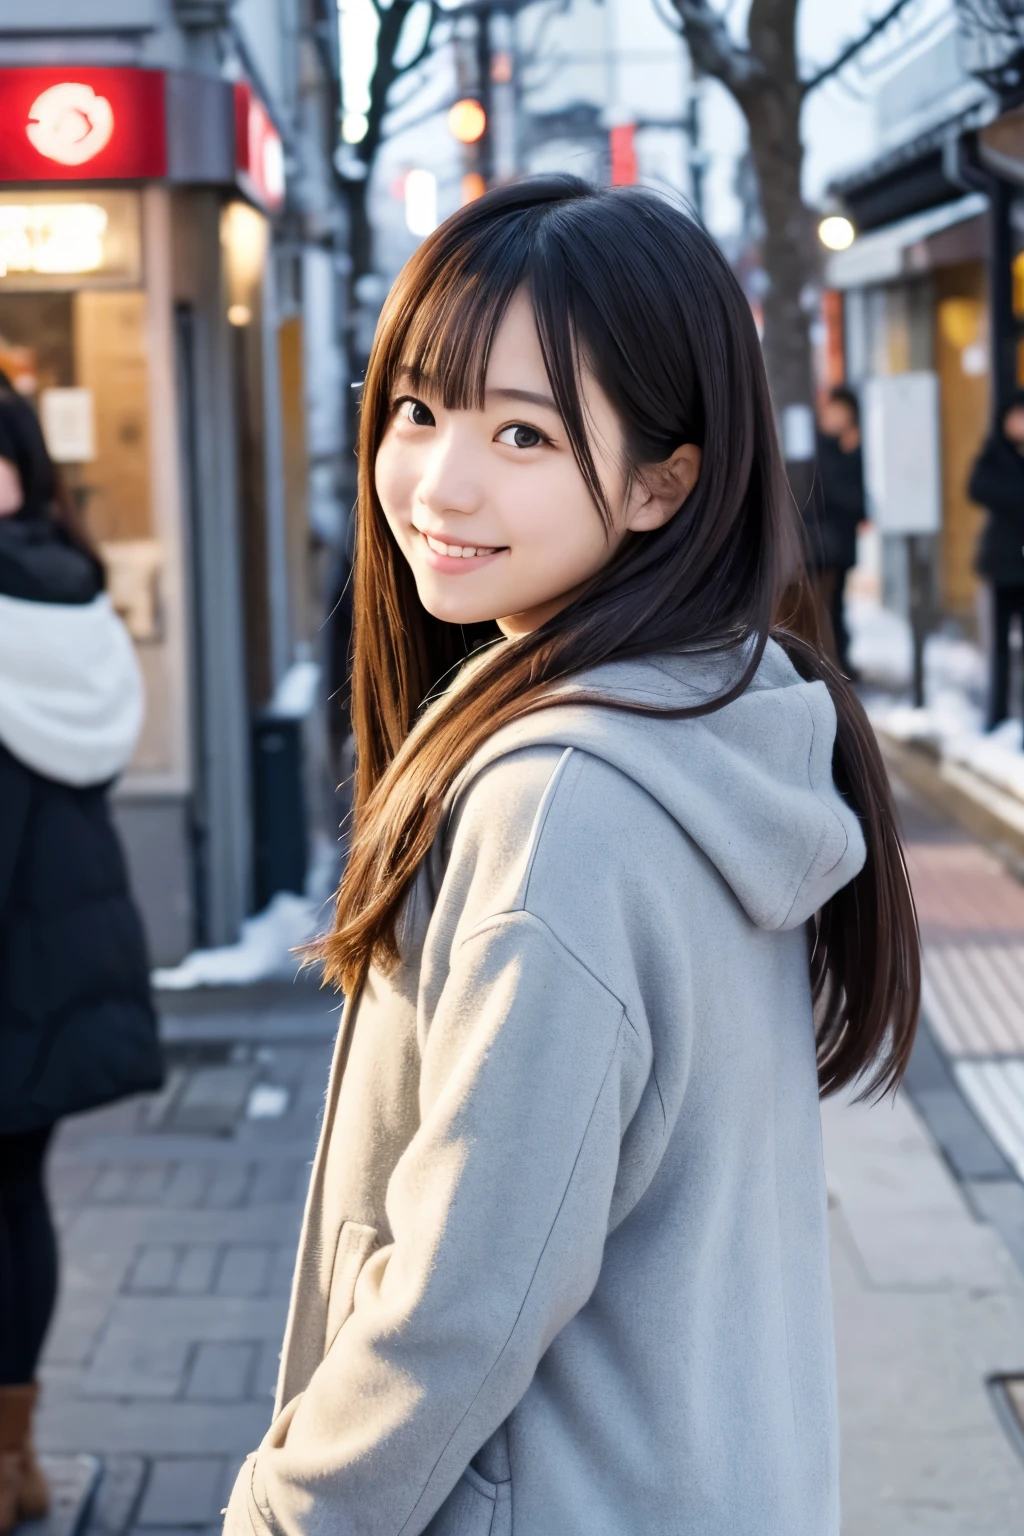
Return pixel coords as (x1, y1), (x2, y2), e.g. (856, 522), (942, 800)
(818, 215), (855, 251)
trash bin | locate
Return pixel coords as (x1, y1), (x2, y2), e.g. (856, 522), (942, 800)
(252, 712), (308, 909)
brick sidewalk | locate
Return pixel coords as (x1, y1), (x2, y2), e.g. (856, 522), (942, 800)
(36, 981), (337, 1536)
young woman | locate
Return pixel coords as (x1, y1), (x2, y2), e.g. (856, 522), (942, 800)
(0, 381), (161, 1531)
(224, 177), (918, 1536)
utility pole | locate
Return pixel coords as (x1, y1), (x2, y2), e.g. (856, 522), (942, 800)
(683, 85), (704, 224)
(475, 3), (496, 186)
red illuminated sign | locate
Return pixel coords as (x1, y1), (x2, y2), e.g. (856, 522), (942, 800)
(234, 81), (285, 212)
(610, 123), (638, 187)
(0, 68), (166, 181)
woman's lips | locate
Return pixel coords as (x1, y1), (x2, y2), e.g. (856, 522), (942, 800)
(419, 530), (508, 572)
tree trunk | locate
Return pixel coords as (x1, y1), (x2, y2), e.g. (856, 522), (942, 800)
(742, 0), (819, 508)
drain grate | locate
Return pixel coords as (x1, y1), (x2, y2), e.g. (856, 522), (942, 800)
(989, 1375), (1024, 1465)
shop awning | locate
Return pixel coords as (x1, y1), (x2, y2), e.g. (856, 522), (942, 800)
(824, 192), (988, 290)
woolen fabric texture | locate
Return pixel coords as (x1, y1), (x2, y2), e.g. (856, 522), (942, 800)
(0, 523), (160, 1134)
(970, 432), (1024, 584)
(223, 640), (865, 1536)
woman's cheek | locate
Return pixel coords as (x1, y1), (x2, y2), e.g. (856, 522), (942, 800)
(374, 440), (412, 524)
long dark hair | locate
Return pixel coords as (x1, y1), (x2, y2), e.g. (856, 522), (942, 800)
(322, 175), (919, 1099)
(0, 373), (101, 563)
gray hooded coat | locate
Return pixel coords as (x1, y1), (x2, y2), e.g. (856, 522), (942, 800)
(223, 640), (865, 1536)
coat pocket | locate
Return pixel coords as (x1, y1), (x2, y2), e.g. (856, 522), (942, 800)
(423, 1465), (511, 1536)
(324, 1220), (378, 1351)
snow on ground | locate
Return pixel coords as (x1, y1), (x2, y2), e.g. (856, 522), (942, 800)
(850, 597), (1024, 803)
(152, 832), (339, 990)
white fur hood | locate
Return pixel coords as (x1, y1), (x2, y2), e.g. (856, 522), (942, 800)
(0, 592), (143, 786)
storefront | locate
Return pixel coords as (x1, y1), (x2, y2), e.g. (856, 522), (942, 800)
(0, 64), (292, 963)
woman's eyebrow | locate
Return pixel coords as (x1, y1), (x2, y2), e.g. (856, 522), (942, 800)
(486, 387), (558, 411)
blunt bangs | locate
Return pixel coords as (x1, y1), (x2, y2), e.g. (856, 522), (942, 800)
(369, 194), (613, 520)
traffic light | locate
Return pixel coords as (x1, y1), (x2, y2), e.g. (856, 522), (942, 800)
(447, 98), (487, 145)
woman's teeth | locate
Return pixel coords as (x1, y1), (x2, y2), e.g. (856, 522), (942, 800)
(424, 533), (500, 559)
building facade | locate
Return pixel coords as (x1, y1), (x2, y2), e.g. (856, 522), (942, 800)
(0, 0), (348, 963)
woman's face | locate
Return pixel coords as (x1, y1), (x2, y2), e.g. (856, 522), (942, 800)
(375, 289), (699, 637)
(0, 457), (22, 517)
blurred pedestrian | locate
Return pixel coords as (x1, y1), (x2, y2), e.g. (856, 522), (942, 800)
(969, 393), (1024, 730)
(224, 179), (919, 1536)
(806, 385), (865, 677)
(0, 381), (162, 1532)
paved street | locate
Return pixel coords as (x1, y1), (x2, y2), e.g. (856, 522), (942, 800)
(36, 981), (337, 1535)
(27, 777), (1024, 1534)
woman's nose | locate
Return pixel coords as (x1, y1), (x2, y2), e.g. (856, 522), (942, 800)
(416, 430), (483, 517)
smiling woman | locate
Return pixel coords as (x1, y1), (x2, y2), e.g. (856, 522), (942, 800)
(375, 290), (699, 633)
(223, 176), (920, 1536)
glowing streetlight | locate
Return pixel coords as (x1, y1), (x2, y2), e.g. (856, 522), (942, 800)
(818, 215), (855, 252)
(405, 169), (438, 237)
(342, 112), (369, 144)
(447, 98), (487, 145)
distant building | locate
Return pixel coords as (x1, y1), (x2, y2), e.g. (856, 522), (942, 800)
(821, 8), (1024, 627)
(0, 0), (349, 962)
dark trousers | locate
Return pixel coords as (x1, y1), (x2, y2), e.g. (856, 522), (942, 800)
(987, 584), (1024, 731)
(0, 1126), (57, 1385)
(812, 565), (853, 675)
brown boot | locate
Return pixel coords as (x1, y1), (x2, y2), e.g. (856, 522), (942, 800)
(0, 1384), (50, 1529)
(15, 1385), (49, 1521)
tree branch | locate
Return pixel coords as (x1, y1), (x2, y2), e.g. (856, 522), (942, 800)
(664, 0), (768, 97)
(801, 0), (918, 94)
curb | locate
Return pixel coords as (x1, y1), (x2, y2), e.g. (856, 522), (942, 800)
(875, 725), (1024, 875)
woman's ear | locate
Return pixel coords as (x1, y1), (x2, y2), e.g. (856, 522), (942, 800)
(625, 443), (702, 533)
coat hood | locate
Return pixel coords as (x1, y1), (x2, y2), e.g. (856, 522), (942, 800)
(0, 592), (143, 786)
(455, 638), (866, 931)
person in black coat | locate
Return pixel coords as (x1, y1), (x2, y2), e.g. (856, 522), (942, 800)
(0, 383), (162, 1532)
(969, 394), (1024, 730)
(805, 386), (865, 676)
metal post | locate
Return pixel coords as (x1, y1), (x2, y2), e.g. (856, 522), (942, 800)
(908, 533), (930, 709)
(990, 177), (1018, 424)
(475, 6), (495, 186)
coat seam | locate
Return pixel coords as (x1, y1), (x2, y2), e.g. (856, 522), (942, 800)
(455, 907), (647, 1053)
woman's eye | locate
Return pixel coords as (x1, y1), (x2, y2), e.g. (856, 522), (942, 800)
(397, 397), (435, 427)
(496, 423), (545, 449)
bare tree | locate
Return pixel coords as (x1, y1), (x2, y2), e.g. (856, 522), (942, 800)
(339, 0), (441, 285)
(661, 0), (916, 493)
(957, 0), (1024, 91)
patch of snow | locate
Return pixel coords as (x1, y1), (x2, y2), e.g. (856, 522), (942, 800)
(269, 660), (321, 719)
(152, 891), (324, 990)
(246, 1083), (290, 1119)
(152, 831), (342, 991)
(853, 597), (1024, 805)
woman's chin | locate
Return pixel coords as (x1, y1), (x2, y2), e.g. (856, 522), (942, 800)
(415, 580), (505, 628)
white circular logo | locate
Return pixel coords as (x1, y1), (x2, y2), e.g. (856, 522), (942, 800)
(26, 83), (115, 167)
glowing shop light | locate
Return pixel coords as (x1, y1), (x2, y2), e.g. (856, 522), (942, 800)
(447, 98), (486, 145)
(0, 203), (108, 276)
(818, 215), (855, 252)
(405, 169), (437, 237)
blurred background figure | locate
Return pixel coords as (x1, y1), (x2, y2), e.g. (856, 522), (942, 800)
(807, 385), (865, 678)
(969, 393), (1024, 731)
(0, 381), (161, 1533)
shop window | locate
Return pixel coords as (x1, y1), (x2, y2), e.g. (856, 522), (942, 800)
(0, 188), (157, 635)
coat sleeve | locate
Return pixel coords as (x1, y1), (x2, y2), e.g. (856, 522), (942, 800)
(223, 910), (647, 1536)
(0, 746), (32, 924)
(968, 439), (1023, 519)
